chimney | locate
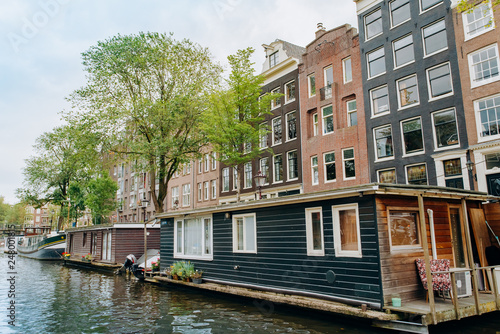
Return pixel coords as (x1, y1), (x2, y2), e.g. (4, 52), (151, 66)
(316, 23), (326, 39)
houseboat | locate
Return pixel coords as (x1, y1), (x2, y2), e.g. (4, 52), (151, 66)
(17, 226), (66, 260)
(156, 183), (500, 333)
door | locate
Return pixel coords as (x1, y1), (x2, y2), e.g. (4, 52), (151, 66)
(486, 173), (500, 196)
(449, 207), (467, 268)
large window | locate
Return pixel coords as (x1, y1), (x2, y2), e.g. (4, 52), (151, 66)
(444, 158), (464, 189)
(222, 168), (229, 192)
(374, 125), (394, 160)
(406, 164), (427, 185)
(313, 113), (319, 136)
(388, 210), (420, 250)
(311, 156), (319, 185)
(285, 80), (296, 103)
(269, 51), (279, 67)
(323, 66), (333, 99)
(343, 57), (352, 83)
(463, 0), (494, 39)
(393, 34), (414, 68)
(306, 208), (324, 256)
(287, 150), (298, 181)
(427, 62), (453, 99)
(371, 85), (390, 116)
(308, 73), (316, 97)
(364, 8), (382, 40)
(468, 44), (499, 88)
(390, 0), (410, 27)
(271, 87), (281, 109)
(197, 182), (202, 202)
(367, 47), (386, 78)
(402, 117), (424, 155)
(182, 183), (190, 206)
(259, 122), (268, 149)
(476, 94), (500, 139)
(274, 154), (283, 183)
(343, 148), (356, 179)
(420, 0), (442, 12)
(347, 100), (357, 126)
(204, 181), (209, 200)
(324, 152), (336, 182)
(259, 158), (269, 185)
(272, 117), (282, 145)
(244, 162), (252, 189)
(397, 74), (419, 109)
(432, 108), (459, 149)
(332, 204), (361, 258)
(171, 186), (179, 207)
(174, 216), (213, 260)
(286, 111), (297, 141)
(233, 213), (256, 253)
(322, 105), (334, 134)
(211, 180), (217, 199)
(422, 20), (447, 56)
(378, 169), (397, 184)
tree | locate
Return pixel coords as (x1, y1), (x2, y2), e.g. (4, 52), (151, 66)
(85, 173), (118, 224)
(202, 48), (278, 201)
(6, 203), (26, 226)
(0, 196), (10, 225)
(458, 0), (499, 13)
(67, 32), (222, 214)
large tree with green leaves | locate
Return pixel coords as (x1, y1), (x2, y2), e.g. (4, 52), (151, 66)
(202, 48), (278, 201)
(67, 32), (222, 213)
(85, 173), (119, 225)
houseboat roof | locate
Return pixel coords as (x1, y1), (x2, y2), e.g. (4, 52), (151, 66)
(65, 222), (161, 233)
(156, 183), (498, 219)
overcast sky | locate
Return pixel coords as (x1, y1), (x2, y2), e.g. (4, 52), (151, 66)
(0, 0), (358, 205)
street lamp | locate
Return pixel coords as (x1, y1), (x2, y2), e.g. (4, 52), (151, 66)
(50, 209), (55, 231)
(466, 158), (476, 190)
(142, 199), (150, 276)
(254, 170), (267, 200)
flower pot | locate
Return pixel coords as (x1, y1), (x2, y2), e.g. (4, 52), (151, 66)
(172, 275), (179, 280)
(167, 275), (172, 280)
(192, 278), (202, 284)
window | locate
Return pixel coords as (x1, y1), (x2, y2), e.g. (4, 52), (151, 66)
(306, 208), (324, 256)
(272, 117), (282, 145)
(259, 158), (269, 185)
(311, 156), (319, 185)
(273, 154), (283, 182)
(285, 80), (296, 103)
(343, 148), (356, 179)
(347, 100), (357, 126)
(406, 164), (427, 185)
(174, 216), (213, 260)
(444, 158), (464, 189)
(374, 125), (394, 160)
(323, 66), (333, 99)
(324, 152), (336, 182)
(243, 142), (251, 154)
(432, 108), (459, 149)
(463, 0), (494, 39)
(204, 181), (209, 200)
(211, 152), (217, 170)
(378, 169), (397, 183)
(204, 153), (209, 172)
(308, 74), (316, 97)
(397, 74), (419, 109)
(402, 117), (424, 155)
(286, 111), (297, 141)
(198, 159), (203, 174)
(271, 87), (281, 109)
(364, 8), (382, 40)
(469, 44), (499, 87)
(243, 162), (252, 189)
(313, 113), (319, 136)
(287, 150), (298, 181)
(371, 85), (390, 116)
(393, 34), (414, 68)
(332, 204), (361, 257)
(427, 62), (453, 99)
(172, 186), (179, 207)
(233, 167), (238, 190)
(182, 184), (190, 206)
(343, 57), (352, 83)
(197, 183), (202, 201)
(422, 20), (447, 56)
(322, 105), (334, 134)
(233, 213), (256, 253)
(485, 153), (500, 170)
(211, 180), (217, 199)
(259, 122), (268, 149)
(476, 94), (500, 139)
(390, 0), (410, 27)
(222, 168), (229, 192)
(367, 47), (386, 78)
(388, 210), (421, 250)
(269, 51), (279, 67)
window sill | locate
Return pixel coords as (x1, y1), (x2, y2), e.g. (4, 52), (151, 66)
(464, 27), (495, 42)
(371, 111), (390, 119)
(423, 47), (447, 59)
(375, 156), (395, 163)
(428, 92), (454, 102)
(402, 151), (425, 158)
(393, 60), (415, 71)
(174, 254), (214, 261)
(390, 18), (411, 30)
(471, 76), (500, 89)
(397, 103), (420, 112)
(368, 72), (386, 81)
(434, 143), (460, 152)
(365, 32), (383, 43)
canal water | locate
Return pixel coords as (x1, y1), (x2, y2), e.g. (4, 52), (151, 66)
(1, 254), (499, 333)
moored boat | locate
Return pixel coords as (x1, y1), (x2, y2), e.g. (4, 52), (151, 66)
(17, 226), (66, 260)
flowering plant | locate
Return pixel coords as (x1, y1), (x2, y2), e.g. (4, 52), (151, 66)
(151, 259), (160, 271)
(62, 252), (71, 259)
(83, 253), (92, 261)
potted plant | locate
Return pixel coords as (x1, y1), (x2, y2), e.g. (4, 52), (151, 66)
(151, 259), (160, 272)
(191, 270), (203, 284)
(171, 261), (183, 280)
(62, 252), (71, 260)
(165, 266), (173, 279)
(82, 253), (92, 262)
(183, 262), (195, 282)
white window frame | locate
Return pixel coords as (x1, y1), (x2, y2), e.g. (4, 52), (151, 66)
(204, 153), (210, 172)
(232, 213), (257, 254)
(273, 154), (283, 183)
(272, 117), (282, 146)
(342, 56), (352, 83)
(396, 74), (420, 110)
(182, 183), (190, 207)
(271, 87), (281, 109)
(401, 116), (425, 156)
(431, 108), (460, 151)
(198, 159), (203, 174)
(406, 163), (428, 185)
(211, 152), (217, 170)
(463, 0), (494, 40)
(211, 180), (217, 199)
(332, 203), (362, 258)
(311, 156), (319, 185)
(222, 167), (230, 192)
(233, 167), (239, 190)
(347, 100), (357, 127)
(244, 162), (252, 189)
(392, 34), (414, 69)
(313, 113), (319, 136)
(419, 0), (442, 13)
(377, 168), (397, 184)
(259, 122), (268, 149)
(322, 105), (334, 135)
(308, 73), (316, 97)
(387, 208), (422, 252)
(174, 216), (213, 261)
(426, 62), (453, 101)
(342, 148), (356, 180)
(305, 207), (325, 256)
(364, 7), (383, 41)
(373, 124), (395, 161)
(286, 110), (297, 142)
(367, 47), (386, 79)
(468, 44), (500, 88)
(284, 80), (296, 104)
(422, 19), (448, 57)
(204, 181), (209, 200)
(390, 0), (411, 28)
(259, 157), (269, 185)
(370, 85), (390, 117)
(171, 186), (179, 207)
(324, 151), (336, 183)
(287, 150), (298, 181)
(474, 93), (500, 142)
(197, 182), (202, 202)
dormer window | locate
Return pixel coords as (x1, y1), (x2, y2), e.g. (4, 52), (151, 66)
(269, 51), (279, 67)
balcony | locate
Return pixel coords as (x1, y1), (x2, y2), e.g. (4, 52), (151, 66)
(320, 84), (332, 101)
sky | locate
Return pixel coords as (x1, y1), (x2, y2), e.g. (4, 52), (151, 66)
(0, 0), (358, 205)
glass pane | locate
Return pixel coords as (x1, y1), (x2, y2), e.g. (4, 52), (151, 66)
(339, 209), (358, 251)
(379, 169), (396, 183)
(184, 218), (202, 255)
(237, 218), (244, 250)
(389, 212), (419, 247)
(204, 218), (211, 255)
(366, 9), (382, 39)
(391, 0), (410, 26)
(434, 109), (458, 147)
(407, 164), (427, 185)
(429, 64), (452, 97)
(444, 158), (461, 176)
(372, 86), (389, 114)
(311, 212), (322, 250)
(368, 48), (386, 77)
(394, 35), (414, 67)
(424, 21), (447, 55)
(176, 221), (183, 253)
(244, 216), (255, 252)
(421, 0), (441, 11)
(399, 76), (419, 107)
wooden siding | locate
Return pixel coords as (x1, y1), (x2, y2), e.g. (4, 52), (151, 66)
(161, 195), (383, 307)
(113, 228), (160, 264)
(484, 203), (500, 236)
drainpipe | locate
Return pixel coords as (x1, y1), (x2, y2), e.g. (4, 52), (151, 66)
(427, 209), (437, 260)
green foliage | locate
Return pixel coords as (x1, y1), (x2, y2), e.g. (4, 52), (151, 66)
(67, 32), (222, 213)
(85, 173), (118, 224)
(457, 0), (499, 13)
(0, 196), (10, 224)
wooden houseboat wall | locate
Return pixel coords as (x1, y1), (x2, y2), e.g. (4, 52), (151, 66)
(66, 224), (160, 264)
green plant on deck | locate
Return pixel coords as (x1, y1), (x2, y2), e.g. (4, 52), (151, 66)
(171, 261), (195, 279)
(191, 270), (203, 279)
(151, 258), (160, 271)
